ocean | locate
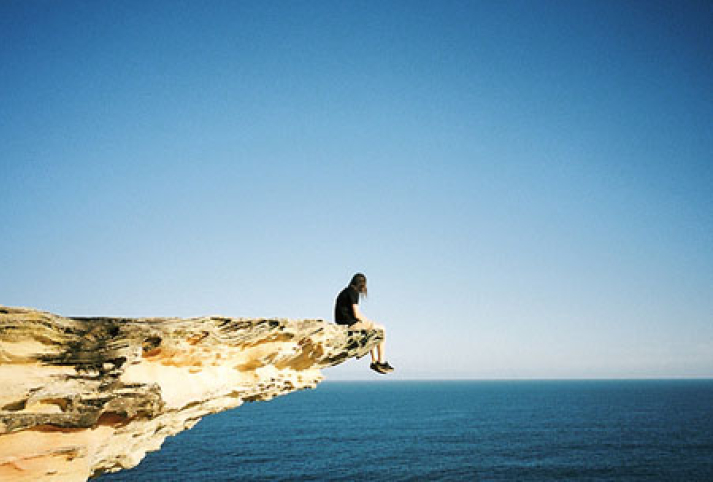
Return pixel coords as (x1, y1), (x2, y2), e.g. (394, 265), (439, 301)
(100, 380), (713, 481)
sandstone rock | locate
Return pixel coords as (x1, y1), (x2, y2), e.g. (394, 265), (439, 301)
(0, 306), (382, 481)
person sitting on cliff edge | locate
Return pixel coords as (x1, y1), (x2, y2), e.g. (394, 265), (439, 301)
(334, 273), (394, 374)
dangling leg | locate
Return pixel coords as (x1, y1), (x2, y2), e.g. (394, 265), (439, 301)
(373, 325), (393, 373)
(353, 320), (393, 374)
(376, 341), (385, 363)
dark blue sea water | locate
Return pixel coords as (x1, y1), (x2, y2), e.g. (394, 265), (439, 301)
(100, 380), (713, 481)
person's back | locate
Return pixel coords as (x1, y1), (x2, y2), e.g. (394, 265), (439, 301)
(335, 285), (359, 325)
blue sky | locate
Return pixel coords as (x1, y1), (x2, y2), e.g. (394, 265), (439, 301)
(2, 0), (711, 379)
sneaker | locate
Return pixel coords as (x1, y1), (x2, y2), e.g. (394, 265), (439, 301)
(370, 362), (387, 374)
(378, 362), (394, 373)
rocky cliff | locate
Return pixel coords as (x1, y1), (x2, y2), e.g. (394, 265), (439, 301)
(0, 306), (382, 481)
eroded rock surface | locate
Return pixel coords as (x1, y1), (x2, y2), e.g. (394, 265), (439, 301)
(0, 306), (382, 481)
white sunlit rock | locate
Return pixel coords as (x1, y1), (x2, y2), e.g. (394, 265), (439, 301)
(0, 306), (382, 481)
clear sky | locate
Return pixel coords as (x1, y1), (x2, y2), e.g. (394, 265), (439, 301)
(2, 0), (711, 379)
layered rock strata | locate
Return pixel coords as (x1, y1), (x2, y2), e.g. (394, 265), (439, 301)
(0, 306), (382, 481)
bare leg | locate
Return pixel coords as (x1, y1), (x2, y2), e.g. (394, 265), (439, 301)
(376, 341), (385, 363)
(350, 320), (390, 368)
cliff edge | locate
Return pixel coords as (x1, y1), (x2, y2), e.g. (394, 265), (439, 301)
(0, 306), (382, 481)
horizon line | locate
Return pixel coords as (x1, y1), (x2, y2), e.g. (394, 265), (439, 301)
(322, 376), (713, 382)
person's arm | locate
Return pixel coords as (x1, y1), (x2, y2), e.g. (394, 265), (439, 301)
(353, 304), (370, 323)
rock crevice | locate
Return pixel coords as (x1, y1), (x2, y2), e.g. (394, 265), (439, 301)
(0, 306), (382, 481)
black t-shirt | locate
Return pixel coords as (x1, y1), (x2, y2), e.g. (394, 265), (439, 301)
(334, 286), (359, 325)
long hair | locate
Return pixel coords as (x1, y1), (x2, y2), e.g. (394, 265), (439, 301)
(349, 273), (367, 297)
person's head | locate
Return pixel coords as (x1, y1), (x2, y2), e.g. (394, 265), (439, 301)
(349, 273), (367, 297)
